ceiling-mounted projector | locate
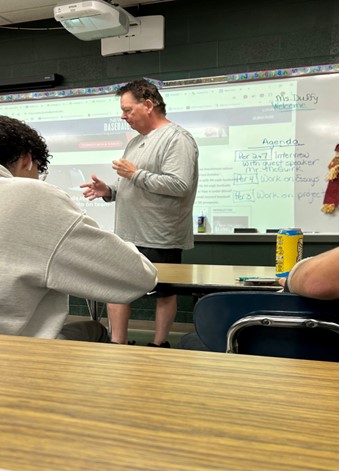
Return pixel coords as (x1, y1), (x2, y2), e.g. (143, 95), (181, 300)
(54, 0), (130, 41)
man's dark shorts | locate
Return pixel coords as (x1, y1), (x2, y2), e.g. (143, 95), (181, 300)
(136, 246), (182, 298)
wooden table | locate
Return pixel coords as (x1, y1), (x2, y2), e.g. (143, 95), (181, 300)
(153, 262), (278, 295)
(87, 264), (278, 319)
(0, 335), (338, 471)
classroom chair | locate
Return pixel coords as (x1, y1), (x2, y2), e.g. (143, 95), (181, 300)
(192, 291), (339, 362)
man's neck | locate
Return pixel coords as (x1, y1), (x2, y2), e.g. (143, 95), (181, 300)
(141, 116), (170, 135)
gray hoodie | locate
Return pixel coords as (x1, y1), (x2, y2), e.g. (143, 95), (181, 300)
(0, 165), (157, 338)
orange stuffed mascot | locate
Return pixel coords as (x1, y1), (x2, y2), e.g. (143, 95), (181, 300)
(321, 144), (339, 214)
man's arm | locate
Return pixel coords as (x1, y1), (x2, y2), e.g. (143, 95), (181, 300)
(286, 247), (339, 299)
(129, 131), (198, 197)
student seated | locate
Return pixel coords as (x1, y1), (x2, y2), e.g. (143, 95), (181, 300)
(0, 115), (157, 341)
(279, 248), (339, 299)
(178, 249), (339, 351)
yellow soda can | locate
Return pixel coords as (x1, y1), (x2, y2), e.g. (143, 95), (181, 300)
(275, 228), (303, 277)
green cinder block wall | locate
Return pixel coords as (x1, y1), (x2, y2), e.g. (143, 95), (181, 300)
(1, 0), (339, 89)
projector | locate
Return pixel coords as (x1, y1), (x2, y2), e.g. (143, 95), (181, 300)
(54, 0), (130, 41)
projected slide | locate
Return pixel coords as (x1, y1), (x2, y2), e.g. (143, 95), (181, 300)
(164, 81), (298, 233)
(1, 73), (335, 233)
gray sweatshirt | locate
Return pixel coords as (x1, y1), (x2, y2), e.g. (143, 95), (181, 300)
(108, 123), (199, 249)
(0, 165), (157, 338)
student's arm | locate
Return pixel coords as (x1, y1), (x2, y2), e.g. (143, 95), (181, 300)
(44, 200), (157, 304)
(285, 247), (339, 299)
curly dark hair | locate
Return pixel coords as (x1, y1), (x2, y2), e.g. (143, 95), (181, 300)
(0, 115), (51, 173)
(115, 79), (166, 115)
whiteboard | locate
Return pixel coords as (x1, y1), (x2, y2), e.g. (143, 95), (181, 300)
(1, 66), (339, 234)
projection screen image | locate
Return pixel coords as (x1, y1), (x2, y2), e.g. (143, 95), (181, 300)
(1, 72), (335, 233)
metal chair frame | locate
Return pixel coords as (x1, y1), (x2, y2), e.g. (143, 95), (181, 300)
(193, 291), (339, 361)
(226, 311), (339, 353)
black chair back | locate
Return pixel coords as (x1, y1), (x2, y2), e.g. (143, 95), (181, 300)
(194, 291), (339, 361)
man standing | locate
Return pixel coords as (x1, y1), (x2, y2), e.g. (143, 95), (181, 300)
(81, 79), (199, 347)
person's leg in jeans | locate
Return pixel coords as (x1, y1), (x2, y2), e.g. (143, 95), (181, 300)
(57, 320), (110, 342)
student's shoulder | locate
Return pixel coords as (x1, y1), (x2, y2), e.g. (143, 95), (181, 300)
(16, 178), (74, 203)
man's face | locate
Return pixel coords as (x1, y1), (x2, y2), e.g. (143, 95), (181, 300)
(120, 91), (150, 134)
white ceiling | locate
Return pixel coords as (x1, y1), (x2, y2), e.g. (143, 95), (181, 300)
(0, 0), (175, 25)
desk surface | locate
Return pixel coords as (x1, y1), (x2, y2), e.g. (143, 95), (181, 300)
(154, 263), (279, 293)
(87, 264), (279, 319)
(0, 335), (338, 471)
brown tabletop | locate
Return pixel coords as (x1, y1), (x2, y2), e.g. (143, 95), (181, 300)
(0, 335), (338, 471)
(153, 263), (279, 294)
(87, 264), (280, 319)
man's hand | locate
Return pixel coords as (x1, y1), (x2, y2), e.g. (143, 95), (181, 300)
(113, 158), (137, 179)
(80, 174), (110, 201)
